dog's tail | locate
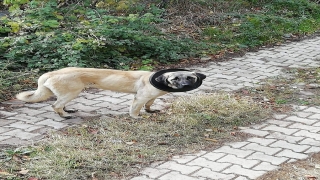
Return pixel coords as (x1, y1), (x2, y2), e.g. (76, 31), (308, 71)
(16, 75), (53, 102)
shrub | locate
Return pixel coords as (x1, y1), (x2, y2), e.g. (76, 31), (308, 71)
(0, 0), (200, 71)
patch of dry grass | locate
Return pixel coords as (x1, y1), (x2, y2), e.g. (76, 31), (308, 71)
(0, 93), (270, 180)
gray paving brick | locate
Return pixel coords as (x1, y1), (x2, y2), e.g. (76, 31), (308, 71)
(0, 127), (12, 133)
(201, 152), (226, 161)
(309, 113), (320, 120)
(159, 171), (205, 180)
(227, 141), (250, 148)
(13, 108), (46, 116)
(273, 114), (288, 120)
(0, 137), (31, 146)
(247, 152), (288, 165)
(0, 110), (18, 117)
(217, 154), (260, 168)
(2, 129), (41, 140)
(192, 168), (235, 179)
(79, 92), (104, 99)
(247, 137), (276, 146)
(187, 157), (231, 172)
(223, 165), (266, 179)
(285, 116), (317, 125)
(253, 162), (278, 171)
(67, 103), (102, 112)
(266, 132), (304, 143)
(5, 122), (44, 132)
(262, 125), (299, 135)
(242, 142), (282, 155)
(7, 114), (45, 124)
(141, 167), (170, 178)
(266, 119), (293, 127)
(157, 161), (200, 175)
(305, 146), (320, 154)
(171, 155), (198, 164)
(36, 112), (66, 121)
(269, 140), (310, 152)
(299, 137), (320, 146)
(213, 146), (254, 158)
(93, 102), (127, 111)
(289, 123), (320, 133)
(293, 130), (320, 141)
(35, 119), (68, 129)
(276, 149), (308, 160)
(0, 135), (11, 141)
(234, 176), (250, 180)
(240, 128), (270, 137)
(304, 107), (320, 113)
(24, 103), (50, 108)
(131, 175), (153, 180)
(73, 97), (102, 105)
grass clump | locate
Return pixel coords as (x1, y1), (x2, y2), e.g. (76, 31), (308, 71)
(237, 67), (320, 109)
(0, 93), (270, 179)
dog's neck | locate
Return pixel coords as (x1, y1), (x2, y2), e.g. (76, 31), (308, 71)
(149, 69), (205, 92)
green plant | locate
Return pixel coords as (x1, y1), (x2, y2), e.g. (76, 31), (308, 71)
(0, 0), (200, 72)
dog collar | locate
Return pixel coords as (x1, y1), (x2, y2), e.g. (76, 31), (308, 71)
(149, 69), (206, 92)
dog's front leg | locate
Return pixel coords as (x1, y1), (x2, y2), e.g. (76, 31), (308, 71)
(144, 98), (160, 113)
(130, 95), (151, 118)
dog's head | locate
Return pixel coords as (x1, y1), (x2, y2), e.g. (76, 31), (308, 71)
(155, 71), (206, 89)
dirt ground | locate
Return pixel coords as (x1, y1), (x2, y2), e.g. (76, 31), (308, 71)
(258, 152), (320, 180)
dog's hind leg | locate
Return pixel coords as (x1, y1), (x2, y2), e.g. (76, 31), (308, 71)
(144, 98), (160, 113)
(52, 91), (82, 119)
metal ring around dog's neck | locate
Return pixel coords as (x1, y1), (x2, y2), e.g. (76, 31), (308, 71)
(149, 69), (204, 92)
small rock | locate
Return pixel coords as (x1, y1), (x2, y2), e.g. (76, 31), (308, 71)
(306, 83), (320, 89)
(200, 57), (211, 61)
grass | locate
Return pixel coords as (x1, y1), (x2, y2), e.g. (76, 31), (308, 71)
(236, 67), (320, 109)
(0, 93), (270, 179)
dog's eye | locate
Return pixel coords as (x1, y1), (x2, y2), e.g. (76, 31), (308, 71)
(173, 77), (179, 80)
(187, 77), (194, 80)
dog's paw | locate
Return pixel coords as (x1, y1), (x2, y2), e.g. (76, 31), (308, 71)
(145, 109), (160, 113)
(63, 108), (78, 113)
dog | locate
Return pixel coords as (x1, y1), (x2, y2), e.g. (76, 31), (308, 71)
(16, 67), (205, 118)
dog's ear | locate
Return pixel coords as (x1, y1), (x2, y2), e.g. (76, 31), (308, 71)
(196, 73), (206, 80)
(155, 75), (166, 83)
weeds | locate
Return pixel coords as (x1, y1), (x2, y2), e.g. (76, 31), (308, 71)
(0, 93), (270, 179)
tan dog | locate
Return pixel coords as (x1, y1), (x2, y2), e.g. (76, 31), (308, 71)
(16, 67), (204, 118)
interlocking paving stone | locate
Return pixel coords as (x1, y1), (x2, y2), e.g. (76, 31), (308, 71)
(223, 165), (266, 179)
(157, 161), (201, 175)
(187, 157), (231, 172)
(192, 168), (235, 179)
(242, 143), (282, 155)
(35, 119), (68, 129)
(252, 162), (279, 171)
(276, 149), (308, 159)
(269, 140), (310, 152)
(159, 171), (206, 180)
(140, 168), (170, 179)
(217, 154), (260, 168)
(247, 152), (288, 165)
(0, 36), (320, 180)
(2, 129), (41, 140)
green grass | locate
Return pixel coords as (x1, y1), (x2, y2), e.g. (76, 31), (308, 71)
(0, 93), (270, 179)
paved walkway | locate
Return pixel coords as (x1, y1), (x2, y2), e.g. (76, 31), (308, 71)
(0, 37), (320, 179)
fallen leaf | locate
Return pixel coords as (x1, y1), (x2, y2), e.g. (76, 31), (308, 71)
(204, 138), (218, 142)
(305, 175), (317, 180)
(125, 141), (136, 145)
(315, 164), (320, 169)
(0, 171), (13, 176)
(28, 178), (38, 180)
(158, 142), (168, 145)
(230, 132), (236, 136)
(18, 168), (29, 175)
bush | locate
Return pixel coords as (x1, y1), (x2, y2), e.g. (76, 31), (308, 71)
(0, 0), (200, 71)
